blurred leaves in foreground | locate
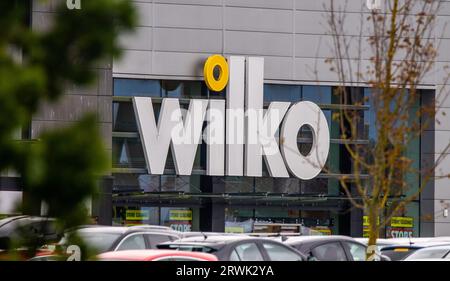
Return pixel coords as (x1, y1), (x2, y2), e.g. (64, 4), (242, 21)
(0, 0), (136, 260)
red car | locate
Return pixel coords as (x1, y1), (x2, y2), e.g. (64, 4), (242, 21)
(96, 250), (218, 261)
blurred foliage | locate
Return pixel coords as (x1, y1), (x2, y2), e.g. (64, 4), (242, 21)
(0, 0), (136, 259)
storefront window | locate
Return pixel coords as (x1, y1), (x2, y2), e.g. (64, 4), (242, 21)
(112, 174), (160, 193)
(111, 78), (423, 236)
(162, 80), (208, 98)
(264, 84), (300, 102)
(112, 137), (146, 169)
(222, 177), (255, 193)
(255, 178), (300, 194)
(114, 79), (161, 97)
(161, 207), (193, 232)
(302, 85), (332, 104)
(113, 207), (159, 226)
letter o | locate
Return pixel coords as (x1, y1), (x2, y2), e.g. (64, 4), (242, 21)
(280, 101), (330, 180)
(204, 55), (229, 92)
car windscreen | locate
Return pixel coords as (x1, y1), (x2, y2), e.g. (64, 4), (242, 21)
(76, 232), (122, 253)
(381, 247), (418, 261)
(157, 244), (216, 253)
(404, 247), (450, 260)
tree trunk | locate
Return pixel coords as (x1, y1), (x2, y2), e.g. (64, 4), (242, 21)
(366, 208), (380, 261)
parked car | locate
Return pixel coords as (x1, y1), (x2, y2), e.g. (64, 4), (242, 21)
(381, 241), (450, 261)
(63, 225), (181, 254)
(29, 225), (182, 260)
(96, 250), (218, 261)
(179, 232), (248, 239)
(157, 235), (306, 261)
(0, 216), (60, 260)
(0, 216), (59, 248)
(353, 237), (406, 252)
(284, 235), (390, 261)
(403, 245), (450, 261)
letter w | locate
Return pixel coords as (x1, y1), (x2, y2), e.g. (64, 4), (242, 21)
(133, 97), (208, 175)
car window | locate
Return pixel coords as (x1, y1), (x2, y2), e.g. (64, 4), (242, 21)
(262, 243), (303, 261)
(231, 243), (264, 261)
(311, 242), (348, 261)
(116, 234), (146, 251)
(405, 247), (450, 260)
(146, 234), (175, 248)
(229, 249), (240, 261)
(77, 232), (122, 253)
(343, 242), (366, 261)
(381, 248), (416, 261)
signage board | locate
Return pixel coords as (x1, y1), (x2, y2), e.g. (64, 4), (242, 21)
(125, 210), (149, 221)
(133, 55), (330, 180)
(390, 217), (413, 228)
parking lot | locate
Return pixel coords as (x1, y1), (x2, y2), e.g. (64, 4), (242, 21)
(2, 216), (450, 261)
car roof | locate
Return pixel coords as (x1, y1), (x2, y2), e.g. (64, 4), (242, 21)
(0, 216), (29, 227)
(285, 235), (358, 244)
(97, 250), (218, 261)
(405, 258), (450, 261)
(76, 226), (130, 234)
(386, 237), (435, 244)
(180, 232), (248, 238)
(158, 235), (275, 249)
(381, 241), (450, 250)
(73, 225), (180, 236)
(179, 235), (256, 242)
(352, 238), (394, 245)
(411, 244), (450, 251)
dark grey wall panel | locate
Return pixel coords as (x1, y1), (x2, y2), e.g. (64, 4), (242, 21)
(34, 95), (98, 121)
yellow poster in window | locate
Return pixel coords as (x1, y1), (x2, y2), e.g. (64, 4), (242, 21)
(390, 217), (413, 228)
(169, 210), (192, 221)
(362, 216), (380, 226)
(126, 210), (149, 221)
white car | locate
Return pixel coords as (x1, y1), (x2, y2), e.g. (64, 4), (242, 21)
(403, 245), (450, 261)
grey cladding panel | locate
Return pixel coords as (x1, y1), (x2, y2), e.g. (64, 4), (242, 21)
(135, 2), (153, 27)
(295, 0), (366, 12)
(154, 4), (222, 29)
(113, 50), (152, 75)
(435, 177), (450, 200)
(224, 31), (293, 57)
(225, 7), (293, 33)
(156, 0), (221, 6)
(225, 0), (293, 10)
(119, 27), (152, 51)
(154, 28), (222, 53)
(152, 52), (210, 77)
(113, 0), (450, 85)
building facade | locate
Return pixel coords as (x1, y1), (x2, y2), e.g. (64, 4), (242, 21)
(1, 0), (450, 237)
